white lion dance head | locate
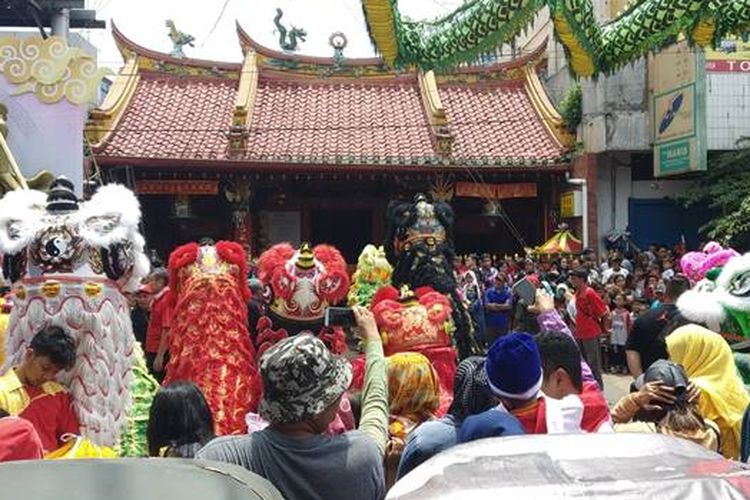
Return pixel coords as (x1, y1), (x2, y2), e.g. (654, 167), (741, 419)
(0, 177), (149, 446)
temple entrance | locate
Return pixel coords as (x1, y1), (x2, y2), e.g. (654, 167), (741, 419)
(452, 196), (544, 256)
(310, 208), (373, 264)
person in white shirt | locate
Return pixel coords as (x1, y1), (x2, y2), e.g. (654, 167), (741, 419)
(602, 256), (629, 283)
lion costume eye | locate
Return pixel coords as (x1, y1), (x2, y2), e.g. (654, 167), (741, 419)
(730, 271), (750, 297)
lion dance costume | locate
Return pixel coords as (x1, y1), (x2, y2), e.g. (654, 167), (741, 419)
(372, 285), (456, 414)
(348, 244), (393, 309)
(254, 242), (355, 432)
(678, 249), (750, 346)
(0, 177), (150, 448)
(255, 242), (350, 354)
(386, 194), (478, 359)
(165, 241), (260, 435)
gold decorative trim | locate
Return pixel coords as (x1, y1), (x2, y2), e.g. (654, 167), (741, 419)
(86, 57), (141, 147)
(418, 70), (453, 155)
(0, 35), (110, 105)
(113, 22), (241, 78)
(228, 50), (259, 152)
(523, 64), (575, 148)
(233, 50), (258, 127)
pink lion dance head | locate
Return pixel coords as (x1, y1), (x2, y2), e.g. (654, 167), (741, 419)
(680, 242), (740, 284)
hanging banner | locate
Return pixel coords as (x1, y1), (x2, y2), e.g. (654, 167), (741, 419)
(135, 180), (219, 195)
(649, 41), (707, 177)
(455, 182), (537, 199)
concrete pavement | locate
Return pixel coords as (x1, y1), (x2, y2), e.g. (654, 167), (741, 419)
(603, 373), (633, 405)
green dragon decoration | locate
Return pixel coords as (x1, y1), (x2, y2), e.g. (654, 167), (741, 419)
(360, 0), (750, 76)
(274, 8), (307, 52)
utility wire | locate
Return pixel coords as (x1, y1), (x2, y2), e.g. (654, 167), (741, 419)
(200, 0), (233, 49)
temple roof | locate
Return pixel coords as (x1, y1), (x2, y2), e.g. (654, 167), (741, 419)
(86, 23), (574, 171)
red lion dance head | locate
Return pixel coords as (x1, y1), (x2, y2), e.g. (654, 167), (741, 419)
(256, 242), (349, 354)
(166, 241), (260, 435)
(356, 284), (457, 415)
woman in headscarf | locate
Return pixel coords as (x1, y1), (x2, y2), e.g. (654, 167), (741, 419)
(395, 356), (498, 480)
(385, 352), (441, 488)
(666, 325), (750, 459)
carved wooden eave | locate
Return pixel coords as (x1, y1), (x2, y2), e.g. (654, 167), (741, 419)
(418, 70), (453, 155)
(85, 57), (140, 148)
(228, 50), (259, 154)
(523, 64), (576, 148)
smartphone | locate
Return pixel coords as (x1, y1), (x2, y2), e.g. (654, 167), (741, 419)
(513, 277), (537, 305)
(324, 307), (356, 328)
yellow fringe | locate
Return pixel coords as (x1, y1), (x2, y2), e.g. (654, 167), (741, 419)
(362, 0), (399, 66)
(553, 13), (596, 77)
(692, 19), (715, 47)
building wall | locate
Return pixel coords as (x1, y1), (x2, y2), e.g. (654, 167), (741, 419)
(581, 60), (651, 153)
(706, 71), (750, 150)
(0, 33), (99, 194)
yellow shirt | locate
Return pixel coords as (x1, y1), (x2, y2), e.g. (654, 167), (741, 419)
(0, 297), (8, 367)
(0, 368), (65, 416)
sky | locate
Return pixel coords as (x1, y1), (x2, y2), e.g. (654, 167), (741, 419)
(82, 0), (465, 71)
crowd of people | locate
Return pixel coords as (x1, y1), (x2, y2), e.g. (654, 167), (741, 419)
(454, 245), (692, 388)
(2, 238), (750, 500)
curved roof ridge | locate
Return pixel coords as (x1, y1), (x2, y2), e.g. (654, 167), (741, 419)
(112, 20), (241, 71)
(236, 21), (384, 67)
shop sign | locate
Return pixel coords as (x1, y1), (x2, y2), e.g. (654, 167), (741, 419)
(560, 191), (582, 218)
(650, 41), (707, 177)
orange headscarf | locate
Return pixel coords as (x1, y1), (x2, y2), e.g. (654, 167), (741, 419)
(387, 352), (440, 439)
(667, 325), (750, 459)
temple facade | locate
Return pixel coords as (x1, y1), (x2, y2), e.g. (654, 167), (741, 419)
(86, 23), (574, 262)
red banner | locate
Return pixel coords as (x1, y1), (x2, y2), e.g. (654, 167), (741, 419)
(705, 60), (750, 73)
(135, 180), (219, 195)
(455, 182), (537, 199)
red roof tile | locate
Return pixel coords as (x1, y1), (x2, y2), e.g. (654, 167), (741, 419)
(95, 74), (566, 168)
(94, 25), (567, 169)
(245, 78), (434, 160)
(98, 74), (236, 160)
(440, 82), (564, 161)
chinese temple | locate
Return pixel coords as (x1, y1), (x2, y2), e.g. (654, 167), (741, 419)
(86, 23), (574, 262)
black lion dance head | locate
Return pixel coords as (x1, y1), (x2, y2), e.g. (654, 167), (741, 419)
(385, 194), (478, 358)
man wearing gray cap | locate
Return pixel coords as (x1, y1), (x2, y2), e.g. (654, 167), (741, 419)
(198, 306), (388, 500)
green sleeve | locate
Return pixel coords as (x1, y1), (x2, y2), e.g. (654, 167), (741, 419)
(357, 339), (389, 456)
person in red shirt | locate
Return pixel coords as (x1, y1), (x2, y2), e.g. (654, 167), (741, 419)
(144, 268), (171, 381)
(570, 267), (610, 389)
(0, 326), (79, 453)
(0, 410), (44, 462)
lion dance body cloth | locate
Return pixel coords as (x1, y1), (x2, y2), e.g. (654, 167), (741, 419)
(0, 178), (150, 447)
(165, 241), (260, 435)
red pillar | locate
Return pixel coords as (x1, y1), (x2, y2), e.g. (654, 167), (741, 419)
(571, 154), (599, 255)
